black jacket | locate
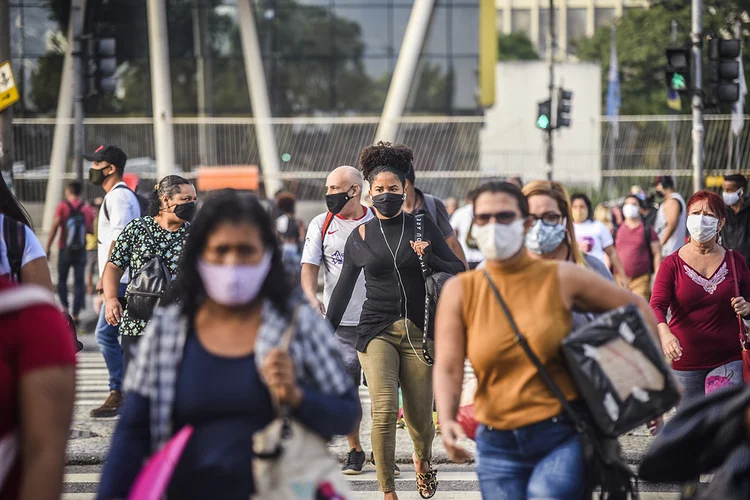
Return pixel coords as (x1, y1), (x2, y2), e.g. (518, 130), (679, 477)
(722, 198), (750, 265)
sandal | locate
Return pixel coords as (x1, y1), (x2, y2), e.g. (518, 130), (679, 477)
(416, 465), (438, 499)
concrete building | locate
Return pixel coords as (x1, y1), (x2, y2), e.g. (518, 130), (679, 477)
(481, 61), (602, 186)
(496, 0), (648, 58)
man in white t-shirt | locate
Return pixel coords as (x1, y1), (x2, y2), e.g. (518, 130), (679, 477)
(84, 145), (141, 418)
(301, 165), (373, 475)
(449, 189), (484, 269)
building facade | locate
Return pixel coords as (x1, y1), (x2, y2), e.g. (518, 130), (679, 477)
(496, 0), (648, 58)
(9, 0), (480, 118)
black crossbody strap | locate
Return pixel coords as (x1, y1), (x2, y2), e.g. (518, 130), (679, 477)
(414, 214), (430, 279)
(482, 270), (587, 433)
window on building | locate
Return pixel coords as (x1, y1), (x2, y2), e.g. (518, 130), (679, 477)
(511, 8), (531, 39)
(496, 10), (504, 34)
(566, 8), (587, 54)
(595, 8), (616, 30)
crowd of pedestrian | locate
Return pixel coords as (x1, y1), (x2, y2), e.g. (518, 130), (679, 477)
(6, 135), (750, 500)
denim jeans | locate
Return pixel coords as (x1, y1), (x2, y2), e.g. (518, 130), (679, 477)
(57, 249), (87, 317)
(673, 360), (744, 405)
(475, 414), (586, 500)
(96, 283), (127, 392)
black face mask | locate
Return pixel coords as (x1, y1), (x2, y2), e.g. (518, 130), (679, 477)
(174, 201), (197, 222)
(88, 166), (112, 186)
(372, 193), (405, 219)
(326, 187), (355, 215)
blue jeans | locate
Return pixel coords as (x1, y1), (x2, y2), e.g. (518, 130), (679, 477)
(57, 249), (87, 317)
(475, 414), (586, 500)
(673, 360), (744, 405)
(95, 283), (127, 392)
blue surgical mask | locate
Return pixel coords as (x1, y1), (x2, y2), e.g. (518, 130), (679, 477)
(525, 219), (567, 255)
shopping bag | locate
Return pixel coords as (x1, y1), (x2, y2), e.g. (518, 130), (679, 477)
(456, 378), (478, 440)
(128, 425), (193, 500)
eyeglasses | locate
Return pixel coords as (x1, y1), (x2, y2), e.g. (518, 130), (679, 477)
(531, 213), (565, 226)
(473, 211), (520, 226)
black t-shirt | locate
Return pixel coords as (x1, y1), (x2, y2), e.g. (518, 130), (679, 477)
(326, 212), (463, 351)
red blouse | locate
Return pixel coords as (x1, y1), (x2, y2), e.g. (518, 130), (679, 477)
(650, 249), (749, 371)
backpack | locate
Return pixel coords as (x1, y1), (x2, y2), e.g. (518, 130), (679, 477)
(125, 220), (186, 321)
(2, 216), (26, 283)
(103, 184), (144, 221)
(414, 214), (456, 364)
(421, 193), (439, 225)
(62, 201), (87, 253)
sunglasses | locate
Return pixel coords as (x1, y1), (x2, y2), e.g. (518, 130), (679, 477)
(473, 211), (521, 226)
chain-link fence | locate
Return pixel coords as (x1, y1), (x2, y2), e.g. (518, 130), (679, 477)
(10, 115), (750, 204)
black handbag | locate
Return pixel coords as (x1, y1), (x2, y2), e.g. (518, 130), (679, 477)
(126, 220), (183, 321)
(484, 272), (638, 500)
(414, 214), (454, 364)
(561, 304), (681, 437)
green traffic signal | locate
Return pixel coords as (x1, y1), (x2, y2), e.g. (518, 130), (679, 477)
(671, 73), (687, 90)
(536, 115), (550, 130)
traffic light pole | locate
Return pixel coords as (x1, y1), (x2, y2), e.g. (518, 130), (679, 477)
(0, 0), (12, 181)
(691, 0), (704, 192)
(546, 0), (555, 180)
(72, 9), (85, 183)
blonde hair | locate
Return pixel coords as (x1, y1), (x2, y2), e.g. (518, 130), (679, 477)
(594, 203), (613, 230)
(522, 180), (586, 266)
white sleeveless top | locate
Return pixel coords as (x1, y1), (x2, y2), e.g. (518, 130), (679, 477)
(655, 192), (687, 257)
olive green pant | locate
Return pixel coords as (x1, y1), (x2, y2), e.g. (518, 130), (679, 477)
(358, 319), (435, 492)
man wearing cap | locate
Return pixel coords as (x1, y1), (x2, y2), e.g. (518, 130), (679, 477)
(85, 145), (142, 418)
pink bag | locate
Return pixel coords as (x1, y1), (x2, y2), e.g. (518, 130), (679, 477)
(128, 425), (193, 500)
(456, 378), (478, 440)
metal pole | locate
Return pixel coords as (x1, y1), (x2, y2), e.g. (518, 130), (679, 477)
(375, 0), (436, 143)
(691, 0), (704, 192)
(546, 0), (555, 180)
(670, 20), (679, 179)
(72, 9), (85, 182)
(193, 0), (216, 166)
(0, 0), (12, 181)
(237, 0), (282, 197)
(43, 0), (85, 232)
(147, 0), (176, 179)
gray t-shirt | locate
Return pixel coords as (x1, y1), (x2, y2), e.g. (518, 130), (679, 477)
(415, 189), (454, 240)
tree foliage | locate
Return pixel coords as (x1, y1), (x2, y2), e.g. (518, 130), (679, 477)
(573, 0), (750, 115)
(498, 32), (539, 61)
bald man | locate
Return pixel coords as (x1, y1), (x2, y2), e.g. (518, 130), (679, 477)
(301, 165), (374, 474)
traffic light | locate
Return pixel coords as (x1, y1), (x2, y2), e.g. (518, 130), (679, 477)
(87, 38), (117, 95)
(557, 88), (572, 128)
(665, 47), (690, 95)
(537, 99), (552, 130)
(707, 36), (741, 105)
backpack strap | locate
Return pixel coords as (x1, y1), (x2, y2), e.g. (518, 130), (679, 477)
(3, 217), (26, 283)
(320, 212), (335, 244)
(423, 193), (438, 223)
(413, 214), (430, 279)
(644, 221), (655, 274)
(103, 184), (136, 221)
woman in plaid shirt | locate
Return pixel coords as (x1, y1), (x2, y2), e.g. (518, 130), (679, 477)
(97, 190), (358, 499)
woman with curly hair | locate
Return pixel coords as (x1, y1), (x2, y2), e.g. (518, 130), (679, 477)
(327, 142), (465, 499)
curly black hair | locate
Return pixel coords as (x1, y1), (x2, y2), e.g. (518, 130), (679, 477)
(359, 141), (414, 185)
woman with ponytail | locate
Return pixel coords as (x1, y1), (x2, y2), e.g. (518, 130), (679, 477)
(101, 175), (196, 371)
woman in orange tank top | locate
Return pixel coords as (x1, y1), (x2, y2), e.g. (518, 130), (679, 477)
(433, 181), (660, 500)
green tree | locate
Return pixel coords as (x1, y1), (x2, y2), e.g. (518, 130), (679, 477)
(573, 0), (750, 115)
(498, 32), (539, 61)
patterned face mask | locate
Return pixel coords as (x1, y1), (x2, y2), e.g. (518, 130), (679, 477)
(525, 219), (567, 255)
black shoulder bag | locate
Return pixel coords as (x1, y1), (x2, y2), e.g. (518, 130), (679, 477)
(414, 214), (454, 365)
(483, 271), (638, 500)
(126, 220), (186, 321)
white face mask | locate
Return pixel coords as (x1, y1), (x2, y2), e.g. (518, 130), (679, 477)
(686, 215), (720, 244)
(622, 204), (641, 220)
(471, 219), (526, 261)
(723, 189), (743, 206)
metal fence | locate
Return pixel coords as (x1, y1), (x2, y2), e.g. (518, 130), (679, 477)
(10, 115), (750, 203)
